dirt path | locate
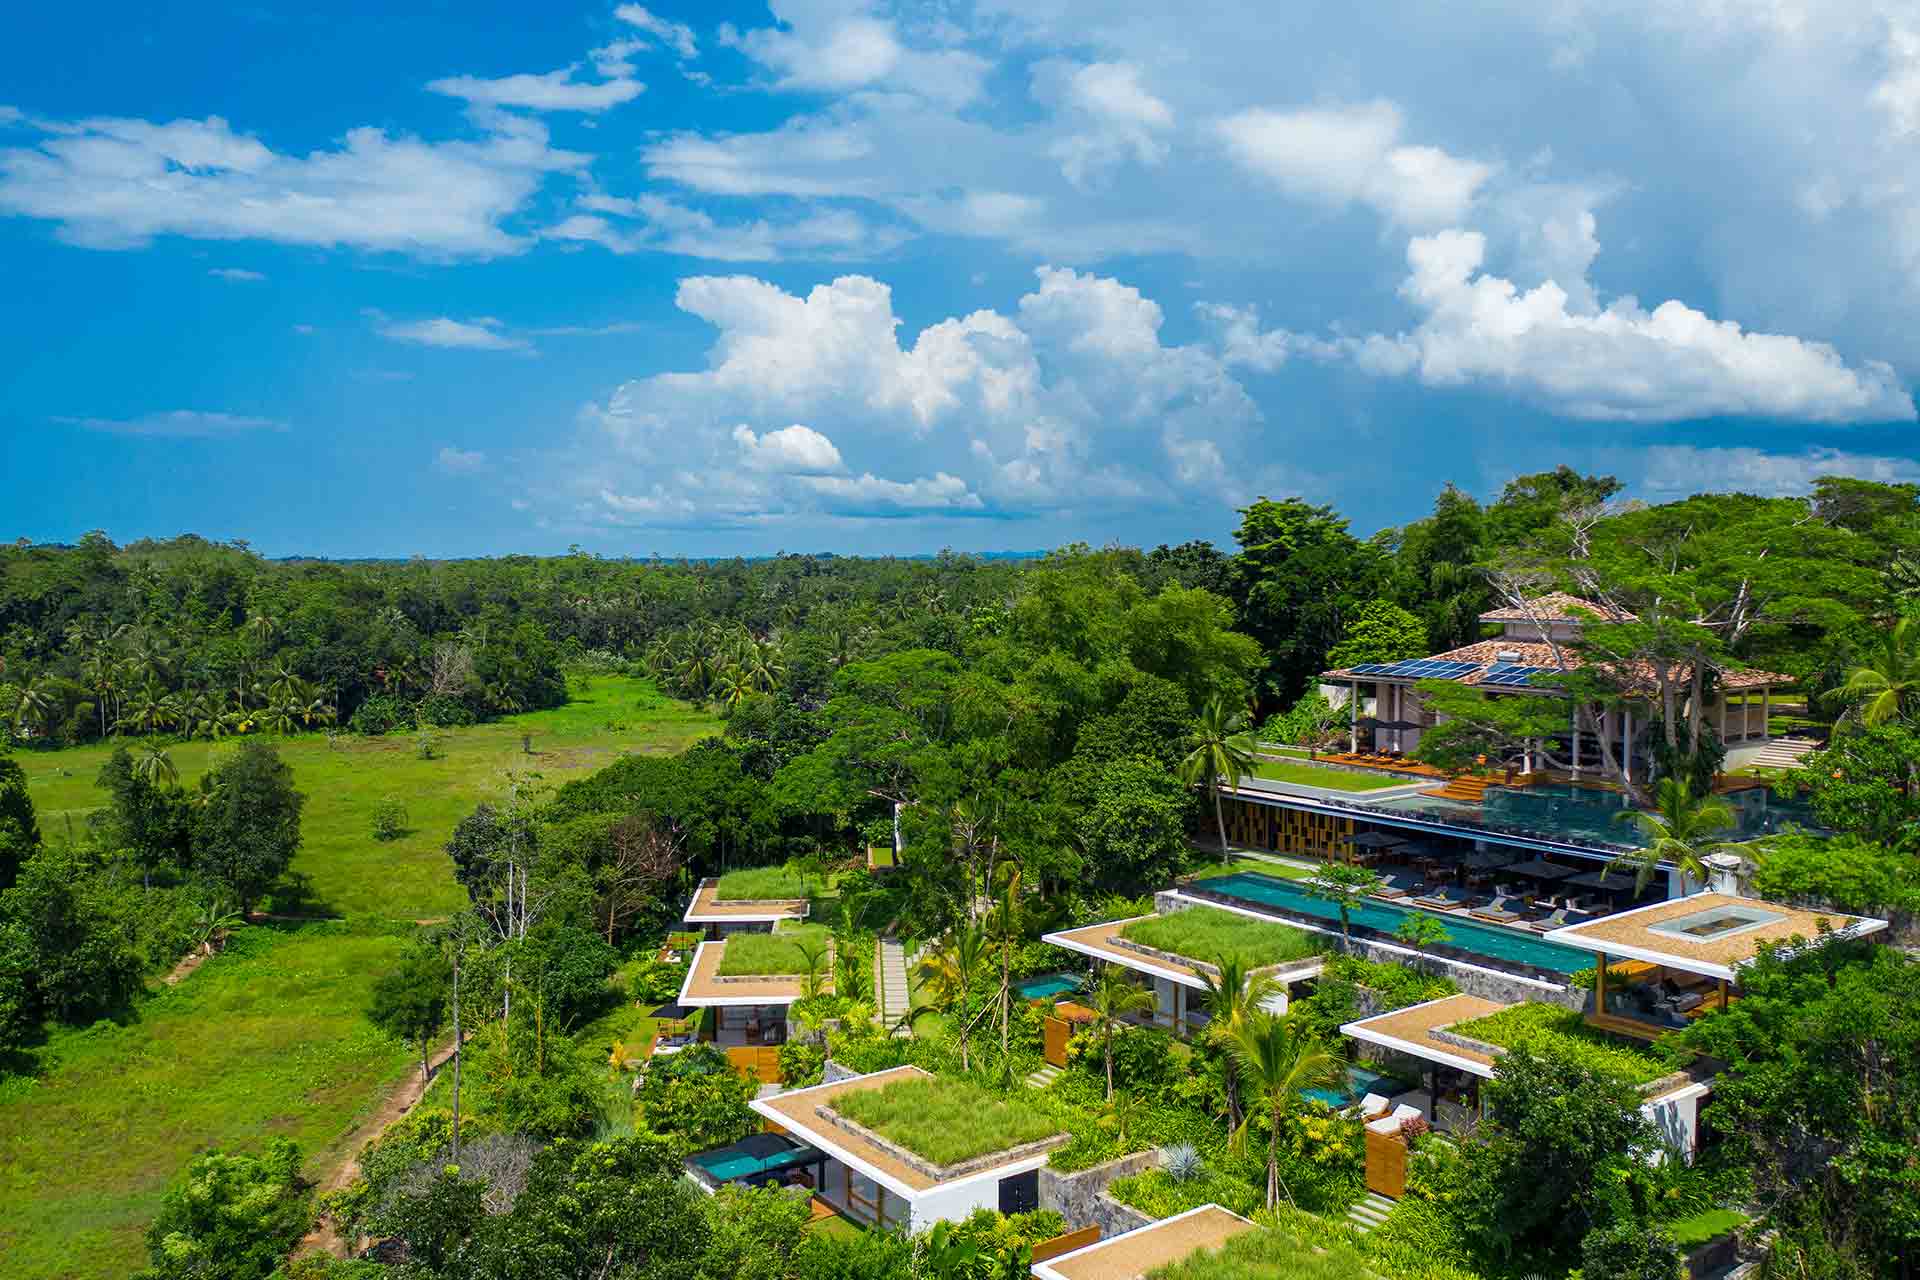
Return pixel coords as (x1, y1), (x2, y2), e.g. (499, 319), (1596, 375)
(159, 949), (210, 987)
(298, 1034), (463, 1259)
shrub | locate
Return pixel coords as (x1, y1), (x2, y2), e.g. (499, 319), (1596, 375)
(1581, 1220), (1685, 1280)
(347, 694), (411, 736)
(414, 728), (442, 761)
(636, 1042), (757, 1151)
(631, 958), (689, 1005)
(415, 694), (476, 728)
(372, 796), (407, 842)
(1750, 833), (1920, 915)
(1161, 1142), (1204, 1182)
(134, 1138), (310, 1280)
(777, 1040), (826, 1089)
(1322, 954), (1457, 1010)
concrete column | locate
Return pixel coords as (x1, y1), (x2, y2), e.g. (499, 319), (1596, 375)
(1571, 704), (1583, 778)
(1623, 710), (1633, 784)
(1349, 681), (1359, 754)
(1761, 687), (1770, 740)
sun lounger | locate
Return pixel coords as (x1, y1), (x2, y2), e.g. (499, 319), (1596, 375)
(1470, 895), (1522, 923)
(1359, 1093), (1391, 1118)
(1527, 908), (1570, 933)
(1372, 883), (1411, 900)
(1410, 893), (1458, 911)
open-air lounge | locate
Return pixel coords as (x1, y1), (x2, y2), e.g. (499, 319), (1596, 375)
(1341, 992), (1716, 1162)
(1541, 885), (1888, 1038)
(678, 924), (833, 1047)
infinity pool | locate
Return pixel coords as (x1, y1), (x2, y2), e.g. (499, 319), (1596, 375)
(1196, 871), (1592, 975)
(1382, 781), (1825, 848)
(1013, 972), (1083, 1001)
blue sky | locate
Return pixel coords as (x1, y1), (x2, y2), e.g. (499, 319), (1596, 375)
(4, 1), (1919, 558)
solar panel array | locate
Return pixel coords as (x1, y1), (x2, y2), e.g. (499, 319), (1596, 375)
(1479, 663), (1555, 687)
(1348, 658), (1483, 679)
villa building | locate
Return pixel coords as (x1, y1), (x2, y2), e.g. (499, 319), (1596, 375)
(683, 876), (810, 938)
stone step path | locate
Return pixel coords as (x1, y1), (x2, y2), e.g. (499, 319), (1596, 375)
(1024, 1064), (1061, 1090)
(1744, 735), (1820, 771)
(879, 936), (911, 1035)
(1346, 1192), (1394, 1234)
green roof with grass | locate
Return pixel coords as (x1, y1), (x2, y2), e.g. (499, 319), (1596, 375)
(715, 922), (833, 976)
(1119, 907), (1323, 970)
(1148, 1225), (1376, 1280)
(1249, 759), (1408, 791)
(714, 865), (811, 900)
(1448, 1002), (1681, 1086)
(830, 1075), (1063, 1167)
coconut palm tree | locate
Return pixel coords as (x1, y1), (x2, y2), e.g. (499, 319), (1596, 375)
(795, 936), (832, 1002)
(133, 743), (178, 788)
(118, 677), (175, 736)
(1607, 775), (1739, 894)
(1195, 956), (1283, 1129)
(1830, 616), (1920, 728)
(715, 665), (754, 710)
(917, 922), (993, 1071)
(1227, 1011), (1343, 1210)
(13, 677), (55, 740)
(1180, 696), (1258, 858)
(1087, 964), (1157, 1101)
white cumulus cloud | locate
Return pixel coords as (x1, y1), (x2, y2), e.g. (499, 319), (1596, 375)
(436, 446), (490, 473)
(427, 66), (644, 113)
(1213, 100), (1492, 229)
(0, 111), (581, 257)
(208, 267), (266, 282)
(377, 316), (532, 352)
(1635, 446), (1920, 498)
(733, 423), (845, 473)
(617, 4), (699, 60)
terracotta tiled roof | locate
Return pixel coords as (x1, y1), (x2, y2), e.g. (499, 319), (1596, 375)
(1479, 593), (1634, 623)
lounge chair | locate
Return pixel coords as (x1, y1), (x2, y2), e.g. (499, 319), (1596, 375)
(1359, 1093), (1392, 1119)
(1410, 891), (1459, 911)
(1527, 908), (1569, 933)
(1470, 895), (1523, 924)
(1372, 876), (1414, 900)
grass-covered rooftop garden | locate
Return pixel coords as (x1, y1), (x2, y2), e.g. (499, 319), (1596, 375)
(1120, 906), (1323, 970)
(1448, 1002), (1683, 1086)
(715, 922), (833, 976)
(714, 864), (810, 900)
(830, 1075), (1064, 1167)
(1148, 1224), (1373, 1280)
(1249, 758), (1410, 791)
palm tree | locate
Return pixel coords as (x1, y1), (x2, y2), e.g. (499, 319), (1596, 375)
(1607, 776), (1738, 895)
(118, 677), (175, 736)
(715, 665), (754, 710)
(1195, 956), (1283, 1129)
(1830, 616), (1920, 728)
(918, 922), (993, 1071)
(795, 936), (831, 1001)
(1227, 1011), (1343, 1210)
(13, 677), (55, 740)
(133, 743), (178, 788)
(1087, 964), (1156, 1101)
(743, 636), (785, 693)
(190, 899), (247, 956)
(1181, 697), (1258, 859)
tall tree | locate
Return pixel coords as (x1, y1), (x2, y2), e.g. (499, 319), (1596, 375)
(192, 741), (304, 915)
(1087, 964), (1156, 1100)
(0, 758), (41, 894)
(1181, 697), (1256, 858)
(1232, 497), (1384, 706)
(1605, 777), (1737, 895)
(368, 944), (452, 1080)
(1194, 956), (1283, 1130)
(1225, 1011), (1342, 1209)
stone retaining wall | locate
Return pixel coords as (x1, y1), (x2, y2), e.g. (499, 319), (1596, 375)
(1038, 1149), (1158, 1235)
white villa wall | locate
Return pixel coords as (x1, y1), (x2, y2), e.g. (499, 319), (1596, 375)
(1641, 1084), (1708, 1165)
(907, 1178), (1003, 1232)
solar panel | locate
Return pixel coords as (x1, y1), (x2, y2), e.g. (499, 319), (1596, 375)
(1479, 665), (1556, 687)
(1348, 663), (1393, 674)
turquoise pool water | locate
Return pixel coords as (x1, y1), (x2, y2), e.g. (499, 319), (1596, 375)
(1014, 972), (1083, 1000)
(1302, 1064), (1399, 1109)
(1382, 781), (1825, 848)
(1198, 871), (1591, 975)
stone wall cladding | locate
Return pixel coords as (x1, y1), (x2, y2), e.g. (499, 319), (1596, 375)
(812, 1104), (1069, 1182)
(1038, 1149), (1159, 1234)
(822, 1059), (861, 1084)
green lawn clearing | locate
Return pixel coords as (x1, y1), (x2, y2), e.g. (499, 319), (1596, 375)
(11, 674), (718, 921)
(716, 923), (834, 976)
(1247, 760), (1408, 791)
(0, 922), (415, 1280)
(1666, 1207), (1748, 1248)
(830, 1076), (1062, 1166)
(1448, 1002), (1680, 1086)
(1120, 907), (1323, 970)
(714, 865), (811, 901)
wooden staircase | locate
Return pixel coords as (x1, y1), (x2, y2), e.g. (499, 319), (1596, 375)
(1425, 775), (1493, 804)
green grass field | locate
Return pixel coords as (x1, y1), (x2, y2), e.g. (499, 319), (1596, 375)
(0, 675), (719, 1280)
(12, 675), (719, 921)
(0, 922), (415, 1280)
(1247, 760), (1408, 791)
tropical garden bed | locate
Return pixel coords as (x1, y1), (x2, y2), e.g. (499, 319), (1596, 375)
(713, 865), (810, 900)
(1446, 1003), (1682, 1086)
(829, 1076), (1063, 1166)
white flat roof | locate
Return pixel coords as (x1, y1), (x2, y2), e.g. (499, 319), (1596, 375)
(1542, 890), (1888, 981)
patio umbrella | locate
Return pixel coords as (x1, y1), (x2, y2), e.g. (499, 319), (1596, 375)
(1351, 831), (1409, 849)
(648, 1002), (696, 1020)
(1464, 851), (1518, 871)
(1505, 858), (1575, 881)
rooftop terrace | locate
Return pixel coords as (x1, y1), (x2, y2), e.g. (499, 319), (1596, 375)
(1032, 1206), (1258, 1280)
